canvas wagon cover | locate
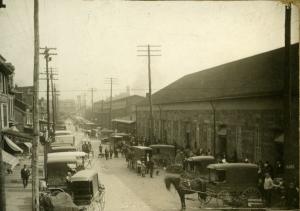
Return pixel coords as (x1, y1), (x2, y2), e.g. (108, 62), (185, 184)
(49, 192), (79, 211)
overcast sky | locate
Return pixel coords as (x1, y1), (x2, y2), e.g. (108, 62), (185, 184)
(0, 0), (298, 103)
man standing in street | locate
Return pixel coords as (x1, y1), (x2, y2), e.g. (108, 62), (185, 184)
(20, 164), (30, 188)
(148, 158), (154, 178)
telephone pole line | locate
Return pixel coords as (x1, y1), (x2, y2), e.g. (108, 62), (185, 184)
(105, 78), (117, 129)
(137, 44), (161, 144)
(39, 46), (57, 182)
(50, 68), (58, 141)
(32, 0), (40, 210)
(91, 88), (94, 113)
(0, 3), (7, 211)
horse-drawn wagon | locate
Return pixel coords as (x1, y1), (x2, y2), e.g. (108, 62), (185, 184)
(128, 146), (152, 171)
(204, 163), (262, 207)
(149, 144), (175, 168)
(165, 161), (262, 209)
(40, 170), (105, 211)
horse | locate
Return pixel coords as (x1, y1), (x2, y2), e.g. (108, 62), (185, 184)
(164, 174), (206, 210)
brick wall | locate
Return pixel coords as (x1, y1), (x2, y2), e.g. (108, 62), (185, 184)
(137, 96), (290, 165)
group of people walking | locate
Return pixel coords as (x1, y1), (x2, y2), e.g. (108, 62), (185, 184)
(82, 141), (93, 158)
(257, 160), (299, 208)
(99, 144), (115, 160)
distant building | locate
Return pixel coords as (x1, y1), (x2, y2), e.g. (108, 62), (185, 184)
(59, 99), (76, 116)
(94, 95), (145, 133)
(137, 44), (299, 181)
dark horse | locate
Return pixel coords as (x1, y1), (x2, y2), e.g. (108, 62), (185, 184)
(164, 175), (206, 210)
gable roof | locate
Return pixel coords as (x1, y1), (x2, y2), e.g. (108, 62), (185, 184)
(144, 44), (298, 105)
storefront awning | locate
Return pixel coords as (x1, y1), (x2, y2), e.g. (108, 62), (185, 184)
(112, 119), (135, 124)
(2, 128), (33, 140)
(274, 134), (284, 143)
(4, 136), (23, 153)
(23, 142), (32, 150)
(2, 150), (19, 169)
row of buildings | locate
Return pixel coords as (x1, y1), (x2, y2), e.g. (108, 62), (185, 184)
(0, 54), (57, 162)
(91, 44), (299, 181)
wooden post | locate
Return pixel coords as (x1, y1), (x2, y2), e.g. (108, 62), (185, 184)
(147, 45), (154, 144)
(32, 0), (40, 210)
(110, 78), (112, 129)
(0, 135), (6, 211)
(50, 69), (56, 142)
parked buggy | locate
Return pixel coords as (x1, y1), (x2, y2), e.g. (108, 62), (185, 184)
(165, 161), (262, 209)
(129, 146), (152, 171)
(185, 163), (262, 207)
(40, 170), (105, 211)
(149, 144), (175, 168)
(71, 170), (105, 211)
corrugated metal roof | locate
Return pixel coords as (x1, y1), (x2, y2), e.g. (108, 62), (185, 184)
(139, 44), (298, 105)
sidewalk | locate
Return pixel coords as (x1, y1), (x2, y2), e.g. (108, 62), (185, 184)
(5, 157), (32, 211)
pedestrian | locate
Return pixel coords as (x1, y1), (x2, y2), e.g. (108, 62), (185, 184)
(145, 153), (150, 173)
(274, 160), (284, 178)
(285, 182), (299, 209)
(148, 158), (154, 178)
(105, 148), (109, 160)
(257, 163), (264, 195)
(263, 161), (274, 178)
(109, 148), (113, 159)
(65, 171), (72, 191)
(99, 144), (102, 153)
(88, 142), (93, 157)
(263, 172), (278, 207)
(21, 164), (30, 188)
(221, 154), (227, 163)
(175, 150), (184, 166)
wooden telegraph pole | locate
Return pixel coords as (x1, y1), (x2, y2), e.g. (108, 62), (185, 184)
(50, 68), (58, 141)
(105, 78), (117, 129)
(39, 47), (56, 182)
(0, 2), (7, 210)
(137, 45), (161, 144)
(32, 0), (40, 210)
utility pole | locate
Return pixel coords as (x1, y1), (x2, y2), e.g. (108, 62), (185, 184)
(91, 88), (94, 113)
(0, 135), (6, 211)
(283, 2), (294, 182)
(105, 78), (117, 129)
(32, 0), (40, 210)
(137, 44), (161, 144)
(0, 2), (6, 211)
(110, 79), (112, 129)
(50, 68), (58, 141)
(39, 47), (57, 182)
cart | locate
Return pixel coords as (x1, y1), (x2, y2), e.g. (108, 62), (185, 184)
(71, 170), (105, 211)
(181, 163), (262, 207)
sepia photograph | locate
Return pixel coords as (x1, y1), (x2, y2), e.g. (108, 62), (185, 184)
(0, 0), (299, 210)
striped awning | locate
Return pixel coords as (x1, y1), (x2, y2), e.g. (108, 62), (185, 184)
(4, 136), (23, 153)
(2, 150), (19, 169)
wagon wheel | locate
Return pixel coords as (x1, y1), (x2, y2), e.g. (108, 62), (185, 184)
(198, 191), (212, 205)
(216, 190), (232, 207)
(88, 201), (95, 211)
(239, 187), (262, 207)
(100, 191), (105, 211)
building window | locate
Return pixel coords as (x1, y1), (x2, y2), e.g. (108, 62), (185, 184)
(1, 103), (9, 128)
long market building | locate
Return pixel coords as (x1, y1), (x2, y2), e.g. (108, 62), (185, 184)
(136, 44), (299, 181)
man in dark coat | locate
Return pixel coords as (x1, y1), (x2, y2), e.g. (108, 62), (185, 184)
(21, 164), (30, 188)
(148, 159), (154, 178)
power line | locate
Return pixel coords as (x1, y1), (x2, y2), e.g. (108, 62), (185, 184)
(39, 46), (57, 183)
(137, 44), (161, 143)
(105, 77), (118, 129)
